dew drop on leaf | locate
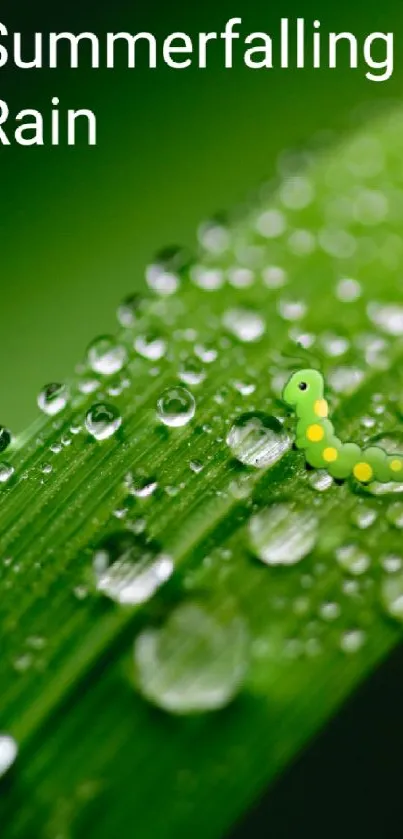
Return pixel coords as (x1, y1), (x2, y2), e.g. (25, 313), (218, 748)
(222, 307), (266, 343)
(93, 532), (173, 606)
(37, 383), (69, 416)
(157, 386), (196, 428)
(0, 463), (15, 484)
(0, 426), (11, 454)
(146, 246), (189, 296)
(135, 332), (167, 361)
(226, 412), (291, 469)
(340, 629), (366, 654)
(134, 601), (249, 714)
(381, 573), (403, 621)
(116, 294), (143, 328)
(335, 544), (371, 576)
(0, 734), (18, 778)
(248, 502), (319, 566)
(87, 336), (127, 376)
(178, 357), (206, 386)
(85, 403), (122, 441)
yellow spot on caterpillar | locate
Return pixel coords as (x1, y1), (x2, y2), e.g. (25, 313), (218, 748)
(314, 399), (328, 418)
(391, 459), (403, 473)
(353, 462), (373, 483)
(307, 424), (324, 442)
(323, 447), (338, 463)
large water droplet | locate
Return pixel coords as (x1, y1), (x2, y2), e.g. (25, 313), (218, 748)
(222, 307), (266, 343)
(0, 426), (11, 454)
(85, 403), (122, 441)
(249, 502), (319, 566)
(157, 387), (196, 428)
(38, 383), (69, 416)
(93, 532), (173, 605)
(0, 734), (17, 777)
(226, 413), (291, 469)
(87, 336), (127, 376)
(134, 601), (249, 714)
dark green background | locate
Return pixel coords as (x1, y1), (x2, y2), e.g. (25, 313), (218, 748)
(1, 0), (403, 431)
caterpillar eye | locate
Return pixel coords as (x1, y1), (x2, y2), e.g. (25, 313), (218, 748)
(298, 382), (308, 391)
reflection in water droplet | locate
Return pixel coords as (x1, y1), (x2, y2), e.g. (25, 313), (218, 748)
(223, 308), (266, 343)
(134, 601), (249, 714)
(38, 383), (69, 416)
(336, 544), (370, 576)
(93, 532), (173, 605)
(249, 502), (318, 566)
(157, 387), (196, 428)
(87, 336), (127, 376)
(0, 426), (11, 454)
(226, 413), (291, 469)
(0, 463), (14, 484)
(85, 403), (122, 441)
(0, 734), (18, 778)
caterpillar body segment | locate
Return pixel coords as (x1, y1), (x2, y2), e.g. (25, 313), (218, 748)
(283, 369), (403, 484)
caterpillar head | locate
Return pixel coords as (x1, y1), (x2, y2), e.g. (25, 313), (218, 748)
(282, 369), (324, 408)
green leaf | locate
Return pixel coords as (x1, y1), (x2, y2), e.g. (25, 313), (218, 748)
(2, 108), (403, 839)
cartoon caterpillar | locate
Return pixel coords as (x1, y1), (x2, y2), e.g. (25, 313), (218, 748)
(283, 369), (403, 484)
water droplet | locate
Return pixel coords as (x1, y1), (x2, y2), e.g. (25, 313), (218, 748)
(336, 544), (370, 576)
(146, 246), (189, 296)
(117, 294), (143, 328)
(134, 601), (249, 714)
(262, 266), (287, 289)
(354, 189), (388, 226)
(308, 470), (333, 492)
(381, 573), (403, 621)
(0, 463), (14, 484)
(381, 554), (402, 574)
(255, 209), (286, 239)
(351, 505), (377, 530)
(277, 298), (307, 322)
(223, 307), (265, 343)
(198, 218), (230, 255)
(280, 176), (314, 210)
(189, 460), (203, 474)
(320, 332), (350, 358)
(340, 629), (366, 654)
(232, 380), (256, 397)
(38, 383), (69, 416)
(85, 403), (122, 441)
(288, 229), (316, 256)
(226, 413), (291, 469)
(135, 332), (167, 361)
(0, 426), (11, 454)
(319, 602), (341, 621)
(227, 267), (254, 288)
(125, 472), (158, 498)
(157, 387), (196, 428)
(249, 502), (319, 566)
(191, 265), (224, 291)
(178, 357), (206, 386)
(367, 302), (403, 337)
(387, 501), (403, 529)
(194, 342), (217, 364)
(87, 336), (127, 376)
(328, 366), (364, 395)
(93, 532), (173, 605)
(0, 734), (18, 777)
(335, 278), (362, 303)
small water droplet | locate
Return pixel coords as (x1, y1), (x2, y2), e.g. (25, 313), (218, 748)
(0, 426), (11, 454)
(146, 246), (188, 296)
(387, 501), (403, 529)
(368, 302), (403, 337)
(319, 601), (341, 621)
(134, 601), (249, 714)
(38, 383), (69, 416)
(93, 532), (173, 605)
(227, 267), (254, 288)
(178, 357), (206, 386)
(308, 470), (333, 492)
(280, 176), (314, 210)
(328, 366), (364, 395)
(0, 463), (14, 484)
(117, 294), (143, 328)
(262, 265), (288, 289)
(189, 460), (203, 474)
(255, 209), (286, 239)
(249, 502), (319, 566)
(194, 342), (217, 364)
(157, 387), (196, 428)
(335, 278), (362, 303)
(226, 412), (291, 469)
(351, 505), (377, 530)
(0, 735), (18, 778)
(336, 544), (370, 576)
(198, 218), (230, 255)
(340, 629), (366, 654)
(381, 554), (402, 574)
(223, 307), (266, 343)
(85, 403), (122, 441)
(125, 472), (158, 498)
(277, 298), (307, 322)
(191, 265), (224, 291)
(135, 332), (167, 361)
(87, 336), (127, 376)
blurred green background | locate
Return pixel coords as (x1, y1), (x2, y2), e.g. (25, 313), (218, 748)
(1, 0), (403, 431)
